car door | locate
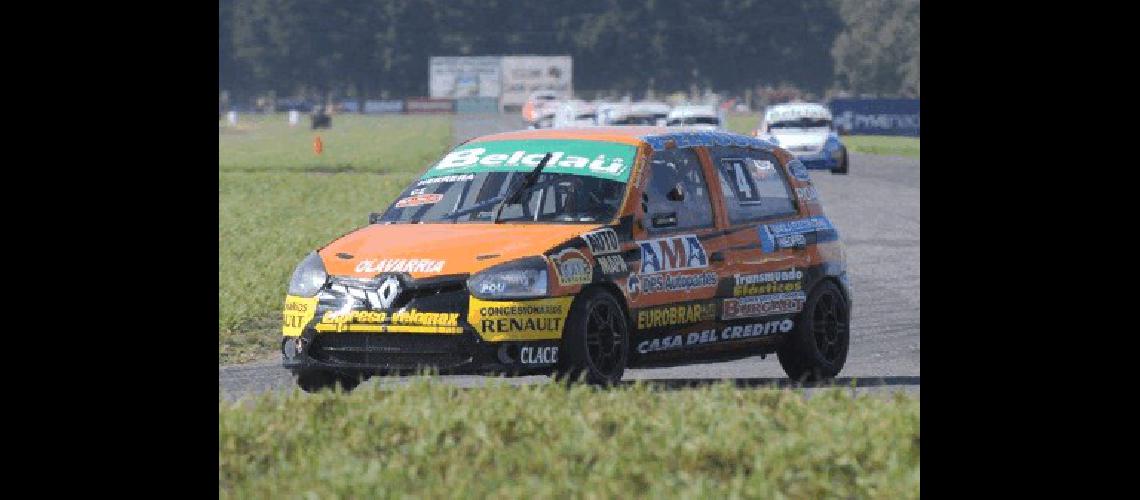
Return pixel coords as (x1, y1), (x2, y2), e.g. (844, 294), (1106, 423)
(627, 145), (727, 357)
(708, 146), (810, 343)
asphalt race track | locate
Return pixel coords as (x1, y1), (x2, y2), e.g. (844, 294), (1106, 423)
(219, 115), (919, 399)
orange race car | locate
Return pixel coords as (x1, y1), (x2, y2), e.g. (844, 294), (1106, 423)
(281, 127), (851, 391)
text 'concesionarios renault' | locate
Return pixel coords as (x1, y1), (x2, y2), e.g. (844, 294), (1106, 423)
(282, 127), (851, 391)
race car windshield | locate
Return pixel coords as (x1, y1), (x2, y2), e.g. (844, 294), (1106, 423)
(379, 139), (635, 224)
(769, 118), (831, 129)
(667, 116), (720, 126)
(612, 114), (658, 125)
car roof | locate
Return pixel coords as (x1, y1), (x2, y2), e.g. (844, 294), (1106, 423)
(467, 127), (767, 149)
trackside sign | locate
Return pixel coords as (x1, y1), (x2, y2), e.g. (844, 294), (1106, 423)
(422, 139), (637, 182)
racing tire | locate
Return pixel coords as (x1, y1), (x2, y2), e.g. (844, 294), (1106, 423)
(777, 281), (850, 382)
(296, 369), (361, 393)
(553, 287), (629, 386)
(831, 147), (849, 175)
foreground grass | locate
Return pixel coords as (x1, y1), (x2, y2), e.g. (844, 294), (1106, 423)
(843, 135), (920, 158)
(219, 113), (452, 172)
(219, 380), (919, 498)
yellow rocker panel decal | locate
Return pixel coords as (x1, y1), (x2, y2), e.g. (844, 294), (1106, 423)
(468, 296), (574, 342)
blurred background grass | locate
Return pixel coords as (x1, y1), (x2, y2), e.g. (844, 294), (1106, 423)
(218, 115), (451, 362)
(219, 113), (452, 172)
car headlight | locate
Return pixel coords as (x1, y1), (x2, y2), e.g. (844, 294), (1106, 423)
(288, 251), (328, 297)
(468, 257), (549, 299)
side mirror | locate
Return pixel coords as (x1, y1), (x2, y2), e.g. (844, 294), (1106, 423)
(666, 183), (685, 202)
(369, 212), (384, 224)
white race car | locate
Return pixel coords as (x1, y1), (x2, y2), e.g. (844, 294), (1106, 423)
(552, 100), (599, 128)
(666, 105), (723, 130)
(755, 102), (848, 174)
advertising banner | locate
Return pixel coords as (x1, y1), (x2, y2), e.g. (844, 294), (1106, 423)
(430, 56), (502, 99)
(829, 99), (920, 136)
(499, 56), (573, 109)
(405, 97), (456, 114)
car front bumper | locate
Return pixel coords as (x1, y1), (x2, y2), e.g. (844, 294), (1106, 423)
(281, 275), (567, 376)
(794, 151), (841, 170)
(281, 329), (562, 376)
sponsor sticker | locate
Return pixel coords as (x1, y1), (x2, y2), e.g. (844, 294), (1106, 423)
(582, 228), (621, 255)
(282, 295), (318, 337)
(355, 259), (445, 273)
(722, 292), (807, 320)
(636, 301), (718, 329)
(732, 269), (803, 297)
(638, 234), (708, 274)
(627, 271), (717, 296)
(395, 193), (444, 208)
(314, 308), (462, 334)
(596, 254), (628, 275)
(519, 345), (559, 365)
(549, 248), (592, 286)
(758, 216), (835, 253)
(422, 139), (637, 182)
(636, 319), (795, 354)
(468, 296), (575, 341)
(416, 174), (475, 186)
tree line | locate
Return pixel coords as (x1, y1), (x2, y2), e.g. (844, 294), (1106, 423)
(219, 0), (919, 105)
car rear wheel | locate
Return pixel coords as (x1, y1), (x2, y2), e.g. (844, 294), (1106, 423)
(777, 281), (850, 382)
(831, 147), (849, 174)
(554, 287), (629, 386)
(296, 369), (362, 393)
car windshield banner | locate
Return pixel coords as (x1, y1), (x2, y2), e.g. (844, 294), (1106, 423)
(422, 139), (637, 182)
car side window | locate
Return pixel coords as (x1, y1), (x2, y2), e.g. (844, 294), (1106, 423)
(643, 147), (714, 232)
(711, 147), (797, 223)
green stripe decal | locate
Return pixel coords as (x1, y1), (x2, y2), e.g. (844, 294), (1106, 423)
(422, 139), (637, 182)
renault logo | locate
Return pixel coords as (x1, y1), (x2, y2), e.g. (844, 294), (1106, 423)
(369, 277), (401, 310)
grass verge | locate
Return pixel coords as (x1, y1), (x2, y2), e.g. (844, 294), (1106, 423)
(842, 135), (920, 158)
(218, 114), (452, 363)
(219, 113), (452, 172)
(218, 171), (420, 363)
(219, 379), (919, 498)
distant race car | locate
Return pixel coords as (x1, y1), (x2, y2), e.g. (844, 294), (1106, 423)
(552, 100), (598, 128)
(280, 127), (851, 391)
(755, 103), (848, 174)
(522, 91), (561, 128)
(666, 105), (723, 130)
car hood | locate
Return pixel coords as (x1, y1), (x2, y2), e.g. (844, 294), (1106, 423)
(771, 129), (831, 148)
(319, 223), (602, 278)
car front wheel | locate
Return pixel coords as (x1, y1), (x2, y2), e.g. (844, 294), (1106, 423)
(554, 287), (629, 386)
(777, 281), (850, 382)
(831, 147), (849, 174)
(295, 369), (362, 393)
